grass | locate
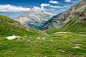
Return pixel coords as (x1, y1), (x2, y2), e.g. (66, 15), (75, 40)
(67, 22), (86, 32)
(0, 15), (86, 57)
(44, 28), (67, 34)
(0, 32), (86, 57)
(61, 17), (86, 32)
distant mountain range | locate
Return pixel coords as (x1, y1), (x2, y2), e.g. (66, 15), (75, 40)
(13, 10), (57, 30)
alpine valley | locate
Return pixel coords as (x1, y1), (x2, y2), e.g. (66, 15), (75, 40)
(0, 0), (86, 57)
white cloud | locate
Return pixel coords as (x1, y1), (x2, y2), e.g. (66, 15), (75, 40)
(49, 0), (59, 4)
(40, 3), (71, 9)
(65, 0), (71, 2)
(0, 3), (71, 13)
(0, 4), (30, 12)
(50, 5), (71, 8)
(32, 6), (55, 11)
(33, 6), (46, 10)
(34, 3), (55, 11)
(40, 3), (62, 8)
(50, 5), (63, 8)
(40, 3), (50, 7)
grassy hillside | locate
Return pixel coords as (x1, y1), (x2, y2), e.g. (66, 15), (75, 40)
(61, 17), (86, 32)
(0, 15), (45, 36)
(0, 15), (31, 36)
(0, 15), (86, 57)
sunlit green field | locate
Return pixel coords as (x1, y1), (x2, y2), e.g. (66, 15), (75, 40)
(0, 32), (86, 57)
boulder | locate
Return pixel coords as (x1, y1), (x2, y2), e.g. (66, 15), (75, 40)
(37, 37), (41, 40)
(42, 38), (45, 40)
(6, 35), (22, 40)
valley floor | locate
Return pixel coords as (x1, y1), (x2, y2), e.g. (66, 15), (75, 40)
(0, 32), (86, 57)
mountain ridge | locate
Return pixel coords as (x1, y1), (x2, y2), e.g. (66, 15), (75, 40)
(13, 10), (57, 30)
(42, 0), (86, 32)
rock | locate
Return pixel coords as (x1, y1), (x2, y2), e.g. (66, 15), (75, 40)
(73, 44), (83, 45)
(72, 47), (80, 49)
(44, 56), (47, 57)
(50, 40), (53, 42)
(62, 50), (65, 52)
(37, 37), (41, 40)
(26, 28), (29, 31)
(58, 49), (61, 51)
(30, 37), (32, 38)
(44, 34), (48, 36)
(6, 35), (22, 40)
(27, 40), (30, 41)
(38, 32), (39, 33)
(42, 38), (45, 40)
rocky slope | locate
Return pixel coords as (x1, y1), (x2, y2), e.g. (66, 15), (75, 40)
(13, 10), (57, 30)
(42, 0), (86, 31)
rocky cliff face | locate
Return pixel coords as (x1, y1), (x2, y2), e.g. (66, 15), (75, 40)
(42, 0), (86, 30)
(13, 10), (57, 30)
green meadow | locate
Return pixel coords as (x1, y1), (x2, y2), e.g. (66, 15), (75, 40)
(0, 15), (86, 57)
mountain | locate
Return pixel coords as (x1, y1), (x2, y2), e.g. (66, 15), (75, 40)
(42, 13), (62, 30)
(13, 10), (57, 30)
(42, 0), (86, 32)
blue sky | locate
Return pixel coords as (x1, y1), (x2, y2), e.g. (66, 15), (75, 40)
(0, 0), (81, 18)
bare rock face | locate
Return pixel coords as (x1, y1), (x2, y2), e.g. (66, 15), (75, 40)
(6, 35), (22, 40)
(13, 10), (57, 30)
